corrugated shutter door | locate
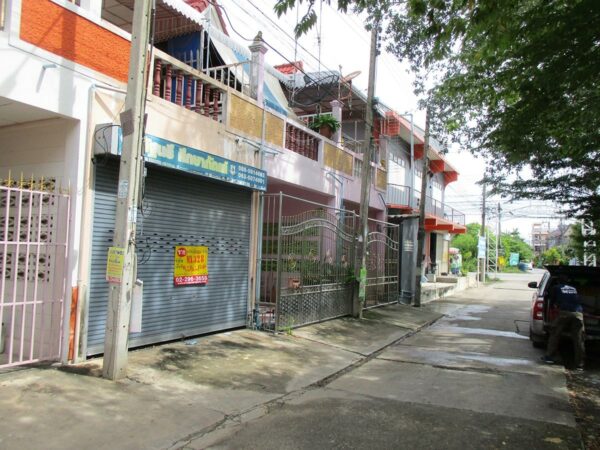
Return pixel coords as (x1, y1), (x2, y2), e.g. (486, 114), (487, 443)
(87, 159), (251, 355)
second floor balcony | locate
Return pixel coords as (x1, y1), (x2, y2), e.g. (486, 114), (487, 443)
(387, 183), (466, 233)
(149, 47), (387, 204)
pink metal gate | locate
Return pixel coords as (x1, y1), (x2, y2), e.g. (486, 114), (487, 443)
(0, 179), (70, 368)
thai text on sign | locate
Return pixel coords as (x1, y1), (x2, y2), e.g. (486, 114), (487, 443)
(173, 246), (208, 286)
(106, 246), (125, 283)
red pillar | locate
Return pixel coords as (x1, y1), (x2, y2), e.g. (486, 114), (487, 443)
(153, 60), (162, 97)
(164, 65), (172, 101)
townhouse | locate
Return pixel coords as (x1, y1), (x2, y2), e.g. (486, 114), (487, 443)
(0, 0), (464, 370)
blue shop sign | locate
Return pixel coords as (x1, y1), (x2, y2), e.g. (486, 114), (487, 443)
(143, 135), (267, 191)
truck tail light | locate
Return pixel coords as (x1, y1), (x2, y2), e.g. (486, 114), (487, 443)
(533, 300), (544, 320)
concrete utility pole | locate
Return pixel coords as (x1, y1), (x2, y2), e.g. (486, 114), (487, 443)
(413, 107), (431, 308)
(496, 202), (501, 272)
(103, 0), (154, 380)
(479, 183), (487, 282)
(357, 21), (379, 318)
(582, 220), (597, 267)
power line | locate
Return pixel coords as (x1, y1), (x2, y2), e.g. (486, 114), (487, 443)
(212, 0), (346, 107)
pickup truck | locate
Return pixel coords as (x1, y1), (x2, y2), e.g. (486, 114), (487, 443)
(528, 265), (600, 347)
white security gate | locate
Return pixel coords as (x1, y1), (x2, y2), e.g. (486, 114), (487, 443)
(0, 181), (70, 368)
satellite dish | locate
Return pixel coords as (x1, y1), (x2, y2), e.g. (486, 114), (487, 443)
(342, 71), (361, 83)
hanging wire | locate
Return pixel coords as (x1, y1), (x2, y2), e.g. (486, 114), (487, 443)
(212, 0), (350, 109)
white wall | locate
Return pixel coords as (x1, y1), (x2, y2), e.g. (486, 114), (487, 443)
(0, 119), (73, 179)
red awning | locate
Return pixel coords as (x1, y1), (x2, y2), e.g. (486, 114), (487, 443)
(430, 159), (445, 173)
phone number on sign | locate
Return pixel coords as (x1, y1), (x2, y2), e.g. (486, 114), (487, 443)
(174, 275), (208, 285)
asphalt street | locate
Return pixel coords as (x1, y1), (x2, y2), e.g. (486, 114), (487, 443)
(192, 274), (583, 450)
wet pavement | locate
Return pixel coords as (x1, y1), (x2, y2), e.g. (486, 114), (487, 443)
(0, 303), (439, 450)
(194, 275), (583, 449)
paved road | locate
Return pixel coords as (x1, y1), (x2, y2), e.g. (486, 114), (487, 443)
(193, 274), (582, 449)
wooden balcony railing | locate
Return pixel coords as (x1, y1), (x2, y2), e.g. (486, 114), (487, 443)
(284, 122), (319, 161)
(151, 49), (226, 123)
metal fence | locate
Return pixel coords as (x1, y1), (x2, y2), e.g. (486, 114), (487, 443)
(256, 193), (401, 331)
(257, 193), (358, 330)
(1, 180), (70, 368)
(364, 219), (400, 308)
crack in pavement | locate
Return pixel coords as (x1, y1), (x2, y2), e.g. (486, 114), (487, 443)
(374, 356), (514, 376)
(167, 315), (445, 450)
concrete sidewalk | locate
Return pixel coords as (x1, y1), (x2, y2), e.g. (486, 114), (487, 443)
(0, 303), (442, 450)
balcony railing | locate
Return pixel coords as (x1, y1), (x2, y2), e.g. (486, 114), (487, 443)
(285, 122), (320, 161)
(443, 203), (466, 226)
(151, 49), (375, 184)
(341, 135), (364, 154)
(386, 184), (465, 226)
(387, 183), (412, 207)
(152, 49), (227, 123)
(202, 61), (251, 95)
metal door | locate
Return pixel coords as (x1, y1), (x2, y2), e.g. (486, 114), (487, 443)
(258, 193), (357, 330)
(1, 180), (70, 368)
(364, 219), (400, 308)
(87, 159), (251, 355)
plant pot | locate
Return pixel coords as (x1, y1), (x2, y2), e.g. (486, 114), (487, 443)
(319, 125), (334, 139)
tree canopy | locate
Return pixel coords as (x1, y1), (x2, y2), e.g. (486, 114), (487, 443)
(450, 224), (533, 273)
(275, 0), (600, 220)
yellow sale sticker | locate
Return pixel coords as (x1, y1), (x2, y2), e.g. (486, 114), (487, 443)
(174, 246), (208, 286)
(106, 247), (125, 283)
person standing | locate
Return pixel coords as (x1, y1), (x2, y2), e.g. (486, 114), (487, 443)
(542, 275), (585, 369)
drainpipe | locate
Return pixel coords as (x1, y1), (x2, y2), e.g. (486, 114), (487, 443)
(403, 113), (414, 208)
(253, 105), (267, 325)
(248, 35), (269, 326)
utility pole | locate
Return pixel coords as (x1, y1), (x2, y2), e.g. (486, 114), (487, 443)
(357, 21), (379, 318)
(582, 220), (597, 267)
(103, 0), (154, 380)
(496, 202), (501, 274)
(413, 107), (430, 307)
(479, 184), (487, 282)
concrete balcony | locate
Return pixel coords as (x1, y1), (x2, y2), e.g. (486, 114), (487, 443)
(149, 48), (385, 209)
(386, 183), (466, 234)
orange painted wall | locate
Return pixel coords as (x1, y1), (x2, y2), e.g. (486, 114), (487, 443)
(20, 0), (129, 82)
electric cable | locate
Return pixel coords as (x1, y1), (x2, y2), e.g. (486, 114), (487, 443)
(210, 0), (354, 108)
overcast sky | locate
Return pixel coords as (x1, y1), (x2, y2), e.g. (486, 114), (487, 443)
(218, 0), (567, 240)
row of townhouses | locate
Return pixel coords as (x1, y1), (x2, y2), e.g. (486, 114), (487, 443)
(0, 0), (465, 369)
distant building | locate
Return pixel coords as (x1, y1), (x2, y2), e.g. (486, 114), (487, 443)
(532, 223), (550, 256)
(547, 222), (572, 248)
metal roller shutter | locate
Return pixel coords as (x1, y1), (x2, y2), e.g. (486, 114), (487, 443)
(87, 159), (251, 355)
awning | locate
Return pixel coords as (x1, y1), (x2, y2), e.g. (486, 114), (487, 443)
(208, 30), (292, 117)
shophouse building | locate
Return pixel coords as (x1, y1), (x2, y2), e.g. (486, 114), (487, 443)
(0, 0), (464, 369)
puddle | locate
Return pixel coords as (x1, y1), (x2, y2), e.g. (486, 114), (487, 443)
(385, 347), (536, 370)
(431, 325), (529, 340)
(455, 353), (535, 367)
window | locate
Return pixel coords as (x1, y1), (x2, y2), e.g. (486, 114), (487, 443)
(389, 152), (406, 167)
(354, 159), (362, 178)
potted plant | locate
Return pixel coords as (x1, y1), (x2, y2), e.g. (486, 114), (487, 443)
(309, 114), (341, 139)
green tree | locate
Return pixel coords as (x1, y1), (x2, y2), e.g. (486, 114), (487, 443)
(541, 247), (568, 266)
(500, 230), (533, 264)
(275, 0), (600, 220)
(450, 223), (480, 272)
